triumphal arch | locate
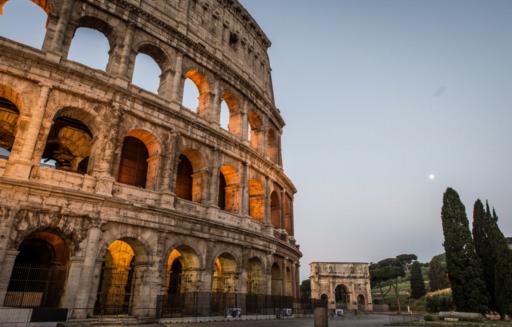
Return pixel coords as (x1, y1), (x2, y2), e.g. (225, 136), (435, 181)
(310, 262), (373, 312)
(0, 0), (300, 322)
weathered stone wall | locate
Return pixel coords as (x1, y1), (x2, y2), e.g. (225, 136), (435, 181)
(310, 262), (373, 312)
(0, 0), (299, 320)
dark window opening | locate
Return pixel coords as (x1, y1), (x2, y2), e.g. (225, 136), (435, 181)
(176, 154), (193, 200)
(117, 136), (149, 188)
(218, 172), (226, 210)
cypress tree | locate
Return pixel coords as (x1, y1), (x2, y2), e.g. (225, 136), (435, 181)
(410, 261), (426, 299)
(486, 207), (512, 316)
(428, 254), (450, 291)
(472, 199), (496, 310)
(441, 188), (489, 313)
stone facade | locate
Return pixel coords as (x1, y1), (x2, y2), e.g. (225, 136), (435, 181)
(310, 262), (373, 312)
(0, 0), (300, 321)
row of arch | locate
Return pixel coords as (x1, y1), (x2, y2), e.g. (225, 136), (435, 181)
(4, 228), (296, 315)
(0, 0), (281, 163)
(0, 86), (293, 233)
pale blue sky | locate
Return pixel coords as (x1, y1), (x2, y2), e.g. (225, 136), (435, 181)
(1, 0), (512, 280)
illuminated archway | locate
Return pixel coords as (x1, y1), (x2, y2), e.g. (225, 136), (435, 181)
(182, 69), (209, 115)
(210, 253), (238, 315)
(218, 165), (239, 212)
(0, 85), (21, 157)
(334, 284), (349, 309)
(220, 92), (241, 137)
(247, 111), (262, 150)
(270, 191), (281, 228)
(175, 149), (205, 202)
(271, 263), (282, 296)
(248, 179), (264, 222)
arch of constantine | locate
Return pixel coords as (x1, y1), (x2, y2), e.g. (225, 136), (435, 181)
(310, 262), (373, 313)
(0, 0), (300, 321)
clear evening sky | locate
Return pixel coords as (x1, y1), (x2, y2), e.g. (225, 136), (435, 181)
(2, 0), (512, 280)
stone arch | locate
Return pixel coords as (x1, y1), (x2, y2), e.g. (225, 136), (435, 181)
(0, 84), (22, 157)
(357, 294), (366, 311)
(40, 107), (96, 174)
(9, 209), (95, 255)
(117, 129), (161, 190)
(0, 0), (53, 14)
(165, 245), (200, 296)
(94, 237), (148, 315)
(211, 252), (238, 293)
(175, 148), (206, 202)
(267, 126), (279, 163)
(182, 68), (209, 116)
(247, 110), (263, 150)
(248, 178), (264, 222)
(220, 92), (242, 137)
(130, 42), (172, 96)
(271, 262), (282, 296)
(334, 284), (350, 309)
(270, 190), (281, 228)
(64, 15), (116, 70)
(218, 164), (239, 212)
(4, 229), (70, 308)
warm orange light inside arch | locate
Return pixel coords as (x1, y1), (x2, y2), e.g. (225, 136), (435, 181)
(0, 0), (51, 15)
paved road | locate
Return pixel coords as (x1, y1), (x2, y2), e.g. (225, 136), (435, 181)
(164, 314), (416, 327)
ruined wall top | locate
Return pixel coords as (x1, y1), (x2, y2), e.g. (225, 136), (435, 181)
(310, 262), (370, 278)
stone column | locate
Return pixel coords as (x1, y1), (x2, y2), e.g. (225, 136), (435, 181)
(72, 227), (101, 319)
(295, 264), (300, 299)
(240, 100), (249, 143)
(4, 84), (50, 179)
(239, 162), (249, 216)
(86, 259), (104, 316)
(160, 133), (178, 208)
(116, 24), (135, 81)
(131, 264), (159, 318)
(264, 177), (271, 225)
(60, 256), (84, 310)
(207, 150), (221, 207)
(42, 0), (75, 60)
(280, 190), (286, 230)
(171, 53), (184, 103)
(208, 81), (221, 124)
(261, 117), (269, 156)
(0, 208), (15, 270)
(0, 250), (19, 305)
(92, 103), (122, 195)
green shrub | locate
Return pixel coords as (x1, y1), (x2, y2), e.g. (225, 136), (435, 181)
(424, 314), (434, 321)
(426, 292), (454, 313)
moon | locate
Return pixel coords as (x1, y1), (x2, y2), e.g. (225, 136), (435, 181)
(428, 174), (436, 180)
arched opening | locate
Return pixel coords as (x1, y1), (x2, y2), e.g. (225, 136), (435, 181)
(4, 230), (69, 308)
(271, 263), (282, 296)
(218, 165), (239, 213)
(248, 179), (264, 222)
(334, 285), (349, 309)
(176, 154), (193, 201)
(220, 93), (241, 137)
(117, 129), (160, 190)
(117, 137), (148, 188)
(94, 239), (143, 315)
(270, 191), (281, 228)
(0, 0), (48, 49)
(220, 100), (229, 130)
(247, 111), (262, 150)
(131, 44), (169, 96)
(0, 95), (20, 158)
(283, 196), (292, 235)
(41, 110), (93, 174)
(267, 127), (279, 163)
(132, 53), (161, 94)
(357, 294), (365, 311)
(211, 253), (237, 315)
(67, 17), (113, 71)
(320, 294), (328, 307)
(285, 267), (292, 297)
(182, 69), (209, 115)
(164, 246), (200, 315)
(175, 150), (204, 203)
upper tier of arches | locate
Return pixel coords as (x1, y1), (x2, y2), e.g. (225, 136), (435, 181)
(0, 0), (284, 165)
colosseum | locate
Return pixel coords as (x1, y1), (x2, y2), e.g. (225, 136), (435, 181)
(0, 0), (300, 322)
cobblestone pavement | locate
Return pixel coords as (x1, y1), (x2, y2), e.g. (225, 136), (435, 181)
(162, 314), (417, 327)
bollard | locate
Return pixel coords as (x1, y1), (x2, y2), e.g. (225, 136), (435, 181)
(314, 307), (328, 327)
